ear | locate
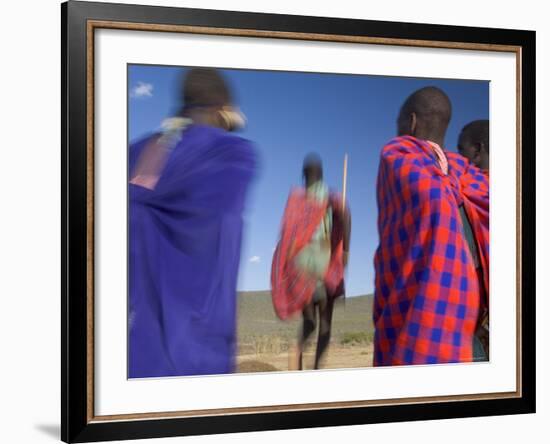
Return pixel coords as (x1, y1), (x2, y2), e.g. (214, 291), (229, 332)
(410, 112), (417, 136)
(472, 142), (483, 163)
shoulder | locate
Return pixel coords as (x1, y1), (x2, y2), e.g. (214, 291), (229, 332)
(201, 126), (255, 155)
(447, 151), (488, 187)
(191, 125), (251, 147)
(380, 136), (434, 175)
(447, 151), (481, 177)
(328, 190), (343, 203)
(129, 132), (158, 151)
(185, 125), (257, 169)
(381, 136), (426, 155)
(288, 186), (306, 200)
(284, 187), (307, 212)
(446, 151), (468, 168)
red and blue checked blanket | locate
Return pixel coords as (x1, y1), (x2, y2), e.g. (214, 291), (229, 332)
(271, 188), (345, 320)
(374, 136), (489, 366)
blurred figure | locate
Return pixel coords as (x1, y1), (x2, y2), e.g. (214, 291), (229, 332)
(271, 154), (351, 370)
(129, 68), (256, 378)
(373, 87), (489, 366)
(458, 119), (489, 171)
(458, 119), (490, 360)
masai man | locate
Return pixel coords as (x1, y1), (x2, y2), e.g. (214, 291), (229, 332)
(373, 87), (489, 366)
(458, 119), (490, 171)
(128, 68), (257, 378)
(271, 154), (351, 370)
(458, 119), (490, 360)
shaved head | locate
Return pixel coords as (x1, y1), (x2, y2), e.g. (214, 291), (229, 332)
(303, 152), (323, 185)
(397, 86), (452, 146)
(178, 68), (239, 131)
(458, 119), (489, 170)
(181, 68), (233, 110)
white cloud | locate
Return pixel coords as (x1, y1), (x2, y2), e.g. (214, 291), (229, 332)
(249, 256), (261, 263)
(130, 81), (153, 98)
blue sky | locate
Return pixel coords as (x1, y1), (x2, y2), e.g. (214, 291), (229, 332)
(128, 64), (489, 296)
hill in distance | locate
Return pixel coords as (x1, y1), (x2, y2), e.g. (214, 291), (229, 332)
(237, 290), (374, 355)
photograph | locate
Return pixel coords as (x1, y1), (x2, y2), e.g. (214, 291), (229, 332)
(60, 1), (535, 441)
(1, 0), (544, 441)
(127, 64), (490, 378)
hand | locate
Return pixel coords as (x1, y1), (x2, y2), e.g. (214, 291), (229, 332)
(475, 324), (489, 357)
(475, 311), (489, 357)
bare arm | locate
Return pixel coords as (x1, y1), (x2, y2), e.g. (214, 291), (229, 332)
(342, 205), (351, 266)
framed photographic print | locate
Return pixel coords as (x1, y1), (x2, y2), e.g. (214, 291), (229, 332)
(61, 0), (536, 442)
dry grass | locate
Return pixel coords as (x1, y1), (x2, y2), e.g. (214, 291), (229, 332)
(238, 360), (280, 373)
(236, 291), (374, 372)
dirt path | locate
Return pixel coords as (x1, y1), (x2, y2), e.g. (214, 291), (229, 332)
(237, 343), (373, 373)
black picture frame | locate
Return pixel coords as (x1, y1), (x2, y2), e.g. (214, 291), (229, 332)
(61, 1), (536, 442)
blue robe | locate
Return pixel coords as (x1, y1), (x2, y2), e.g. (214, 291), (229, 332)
(128, 124), (256, 378)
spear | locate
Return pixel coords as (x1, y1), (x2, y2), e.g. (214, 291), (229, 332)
(342, 153), (348, 210)
(341, 153), (349, 302)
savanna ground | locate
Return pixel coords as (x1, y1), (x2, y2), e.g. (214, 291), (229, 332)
(236, 291), (374, 373)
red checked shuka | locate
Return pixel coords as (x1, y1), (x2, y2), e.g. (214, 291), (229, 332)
(271, 188), (347, 320)
(373, 136), (489, 366)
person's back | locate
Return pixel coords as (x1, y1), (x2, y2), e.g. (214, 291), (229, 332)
(129, 124), (256, 378)
(128, 68), (257, 378)
(373, 87), (488, 366)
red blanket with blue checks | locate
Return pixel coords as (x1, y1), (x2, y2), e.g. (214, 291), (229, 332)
(373, 136), (489, 366)
(271, 188), (346, 320)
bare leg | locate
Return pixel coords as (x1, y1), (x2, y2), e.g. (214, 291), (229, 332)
(314, 296), (334, 369)
(297, 302), (317, 370)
